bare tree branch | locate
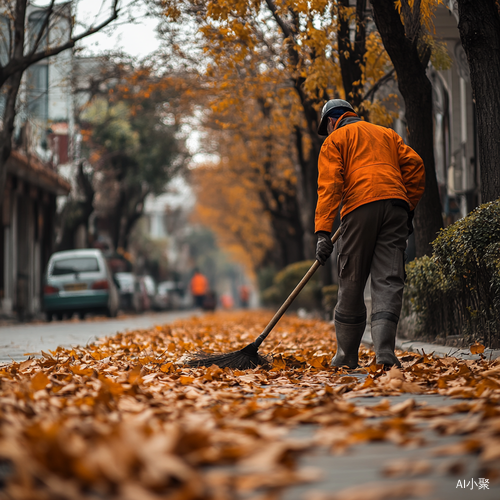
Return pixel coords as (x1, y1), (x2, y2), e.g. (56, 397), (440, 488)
(361, 68), (395, 102)
(0, 0), (120, 86)
(264, 0), (295, 42)
(27, 0), (56, 58)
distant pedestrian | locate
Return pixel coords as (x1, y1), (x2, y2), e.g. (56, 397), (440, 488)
(315, 99), (425, 369)
(239, 285), (250, 308)
(220, 293), (234, 310)
(190, 269), (208, 309)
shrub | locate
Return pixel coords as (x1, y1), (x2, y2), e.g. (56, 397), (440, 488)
(402, 199), (500, 347)
(260, 260), (322, 310)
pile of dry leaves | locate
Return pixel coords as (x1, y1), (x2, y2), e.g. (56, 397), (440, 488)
(0, 311), (500, 499)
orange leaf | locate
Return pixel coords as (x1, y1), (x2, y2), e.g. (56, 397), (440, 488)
(128, 365), (143, 385)
(179, 375), (194, 385)
(470, 342), (485, 354)
(160, 362), (175, 373)
(31, 372), (49, 391)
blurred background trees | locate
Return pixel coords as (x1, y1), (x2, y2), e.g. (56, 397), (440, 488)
(155, 0), (399, 285)
(58, 59), (190, 253)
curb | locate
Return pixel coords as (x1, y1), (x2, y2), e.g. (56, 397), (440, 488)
(361, 325), (500, 361)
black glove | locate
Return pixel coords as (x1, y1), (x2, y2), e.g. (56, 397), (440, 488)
(407, 210), (415, 235)
(316, 231), (333, 265)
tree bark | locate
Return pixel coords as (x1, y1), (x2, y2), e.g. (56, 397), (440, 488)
(337, 0), (367, 109)
(371, 0), (444, 256)
(0, 72), (23, 197)
(293, 124), (320, 260)
(456, 0), (500, 202)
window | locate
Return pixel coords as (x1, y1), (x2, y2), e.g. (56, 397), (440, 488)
(51, 257), (100, 276)
(26, 64), (49, 120)
(28, 11), (48, 52)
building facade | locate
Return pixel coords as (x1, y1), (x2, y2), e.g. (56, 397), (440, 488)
(0, 2), (73, 319)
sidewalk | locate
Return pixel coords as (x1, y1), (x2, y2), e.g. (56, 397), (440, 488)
(361, 323), (500, 362)
(361, 280), (500, 361)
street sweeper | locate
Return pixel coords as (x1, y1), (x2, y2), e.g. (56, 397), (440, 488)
(315, 99), (425, 369)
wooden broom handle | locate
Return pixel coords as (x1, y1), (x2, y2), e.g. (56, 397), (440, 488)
(254, 227), (342, 348)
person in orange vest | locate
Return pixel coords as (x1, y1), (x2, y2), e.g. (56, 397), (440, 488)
(190, 268), (208, 309)
(315, 99), (425, 369)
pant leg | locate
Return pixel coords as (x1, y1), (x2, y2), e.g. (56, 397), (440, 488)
(335, 201), (387, 323)
(370, 201), (408, 321)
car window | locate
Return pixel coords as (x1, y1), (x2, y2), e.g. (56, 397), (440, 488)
(51, 257), (100, 276)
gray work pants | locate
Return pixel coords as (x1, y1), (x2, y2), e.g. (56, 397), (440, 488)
(335, 200), (408, 325)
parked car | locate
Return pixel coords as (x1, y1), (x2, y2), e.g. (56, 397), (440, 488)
(155, 281), (185, 310)
(43, 249), (119, 321)
(114, 272), (140, 312)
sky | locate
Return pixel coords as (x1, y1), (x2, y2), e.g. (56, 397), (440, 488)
(77, 0), (162, 58)
(36, 0), (162, 58)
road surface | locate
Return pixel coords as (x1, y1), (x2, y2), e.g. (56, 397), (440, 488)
(0, 311), (196, 364)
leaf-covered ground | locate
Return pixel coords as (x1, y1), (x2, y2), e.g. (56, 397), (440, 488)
(1, 311), (500, 499)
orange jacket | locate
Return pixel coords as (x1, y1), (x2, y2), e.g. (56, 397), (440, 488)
(315, 112), (425, 233)
(190, 273), (208, 296)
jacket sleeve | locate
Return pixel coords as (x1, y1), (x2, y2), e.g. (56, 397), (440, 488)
(315, 141), (344, 233)
(395, 133), (426, 211)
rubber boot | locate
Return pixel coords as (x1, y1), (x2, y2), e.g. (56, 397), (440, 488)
(330, 320), (366, 369)
(371, 319), (401, 368)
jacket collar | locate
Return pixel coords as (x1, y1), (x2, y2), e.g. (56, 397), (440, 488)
(333, 111), (361, 132)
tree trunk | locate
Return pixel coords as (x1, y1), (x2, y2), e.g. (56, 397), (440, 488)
(259, 187), (305, 267)
(337, 0), (367, 109)
(456, 0), (500, 202)
(56, 162), (95, 251)
(371, 0), (444, 256)
(293, 125), (320, 260)
(0, 72), (23, 197)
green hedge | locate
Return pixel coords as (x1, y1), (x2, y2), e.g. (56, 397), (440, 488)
(260, 260), (323, 310)
(402, 199), (500, 347)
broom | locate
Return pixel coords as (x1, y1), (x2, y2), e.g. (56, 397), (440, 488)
(186, 227), (341, 370)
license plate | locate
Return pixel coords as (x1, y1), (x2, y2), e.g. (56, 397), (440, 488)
(64, 283), (87, 291)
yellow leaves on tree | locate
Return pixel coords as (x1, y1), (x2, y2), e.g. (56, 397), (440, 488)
(159, 0), (399, 267)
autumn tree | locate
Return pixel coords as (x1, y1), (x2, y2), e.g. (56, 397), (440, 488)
(57, 53), (136, 250)
(158, 0), (395, 264)
(193, 163), (276, 273)
(0, 0), (120, 198)
(370, 0), (446, 256)
(456, 0), (500, 202)
(194, 66), (309, 270)
(82, 67), (188, 251)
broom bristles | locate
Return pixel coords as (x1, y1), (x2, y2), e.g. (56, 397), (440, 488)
(186, 342), (271, 370)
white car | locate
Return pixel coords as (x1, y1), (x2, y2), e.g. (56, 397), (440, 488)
(43, 249), (119, 320)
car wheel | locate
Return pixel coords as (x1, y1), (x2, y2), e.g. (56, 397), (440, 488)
(78, 311), (86, 320)
(56, 312), (63, 321)
(106, 306), (117, 318)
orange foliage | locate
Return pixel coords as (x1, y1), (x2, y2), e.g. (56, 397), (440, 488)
(159, 0), (397, 270)
(193, 163), (275, 274)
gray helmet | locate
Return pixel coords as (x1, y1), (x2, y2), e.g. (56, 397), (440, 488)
(317, 99), (355, 136)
